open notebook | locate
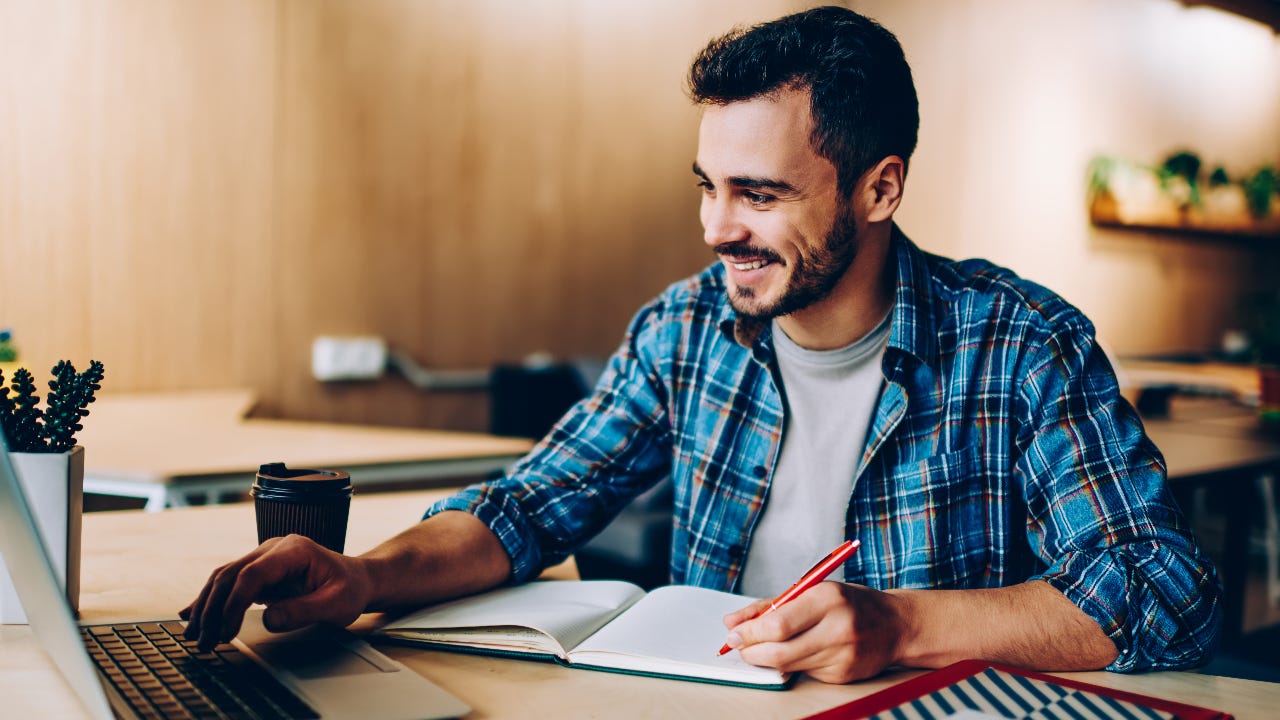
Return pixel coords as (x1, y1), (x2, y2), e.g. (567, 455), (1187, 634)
(374, 580), (791, 689)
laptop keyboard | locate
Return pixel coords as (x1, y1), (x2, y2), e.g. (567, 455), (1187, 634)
(81, 621), (319, 720)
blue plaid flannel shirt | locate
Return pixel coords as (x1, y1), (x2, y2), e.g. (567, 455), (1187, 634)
(427, 228), (1222, 672)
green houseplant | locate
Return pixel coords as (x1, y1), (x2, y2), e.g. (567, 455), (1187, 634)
(0, 360), (105, 624)
(1088, 152), (1279, 235)
(0, 360), (105, 452)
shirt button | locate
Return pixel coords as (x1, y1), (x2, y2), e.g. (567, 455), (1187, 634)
(728, 544), (745, 561)
(752, 465), (768, 478)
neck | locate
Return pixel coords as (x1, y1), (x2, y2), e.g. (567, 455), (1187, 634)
(774, 224), (895, 351)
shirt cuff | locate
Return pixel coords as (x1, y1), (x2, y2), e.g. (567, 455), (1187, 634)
(1034, 543), (1220, 673)
(1036, 552), (1130, 670)
(422, 486), (545, 583)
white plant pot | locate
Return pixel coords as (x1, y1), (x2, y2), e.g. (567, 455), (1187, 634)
(0, 445), (84, 624)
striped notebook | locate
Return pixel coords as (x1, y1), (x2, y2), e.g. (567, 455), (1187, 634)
(805, 661), (1231, 720)
(869, 667), (1170, 720)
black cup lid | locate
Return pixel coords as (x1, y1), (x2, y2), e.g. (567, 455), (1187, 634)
(254, 462), (351, 493)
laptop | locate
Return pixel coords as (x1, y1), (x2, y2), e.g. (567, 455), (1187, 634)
(0, 428), (470, 720)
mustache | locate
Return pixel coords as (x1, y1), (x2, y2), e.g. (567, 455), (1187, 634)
(713, 243), (782, 263)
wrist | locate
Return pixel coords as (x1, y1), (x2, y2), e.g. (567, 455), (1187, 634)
(354, 550), (397, 610)
(883, 588), (925, 666)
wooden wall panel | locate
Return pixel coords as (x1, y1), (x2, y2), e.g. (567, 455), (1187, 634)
(0, 0), (278, 395)
(0, 0), (825, 431)
(1, 1), (91, 366)
(267, 0), (825, 428)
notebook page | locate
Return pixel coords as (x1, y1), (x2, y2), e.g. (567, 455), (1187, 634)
(567, 585), (788, 685)
(380, 580), (645, 656)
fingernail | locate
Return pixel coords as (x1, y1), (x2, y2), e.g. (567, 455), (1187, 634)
(726, 632), (742, 649)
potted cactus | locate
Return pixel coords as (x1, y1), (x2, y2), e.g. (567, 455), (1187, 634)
(0, 359), (105, 623)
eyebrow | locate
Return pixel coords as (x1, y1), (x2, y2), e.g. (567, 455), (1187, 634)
(692, 162), (799, 195)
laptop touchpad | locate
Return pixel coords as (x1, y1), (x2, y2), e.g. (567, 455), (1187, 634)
(248, 630), (382, 679)
(237, 610), (396, 679)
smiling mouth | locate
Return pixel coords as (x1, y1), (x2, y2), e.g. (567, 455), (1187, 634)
(716, 245), (780, 272)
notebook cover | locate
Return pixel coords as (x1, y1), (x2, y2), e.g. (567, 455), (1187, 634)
(375, 635), (792, 690)
(802, 660), (1233, 720)
(373, 634), (564, 664)
(565, 659), (794, 691)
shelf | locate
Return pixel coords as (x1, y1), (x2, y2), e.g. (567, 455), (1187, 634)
(1088, 196), (1280, 243)
(1090, 216), (1280, 242)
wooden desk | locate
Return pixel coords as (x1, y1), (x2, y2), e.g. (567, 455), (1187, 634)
(1118, 359), (1261, 404)
(4, 492), (1274, 719)
(77, 391), (533, 511)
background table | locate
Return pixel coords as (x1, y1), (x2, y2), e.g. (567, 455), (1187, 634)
(1141, 397), (1280, 648)
(77, 390), (533, 511)
(3, 491), (1275, 719)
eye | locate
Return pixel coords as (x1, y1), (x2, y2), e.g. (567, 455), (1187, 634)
(743, 191), (773, 207)
(696, 180), (715, 195)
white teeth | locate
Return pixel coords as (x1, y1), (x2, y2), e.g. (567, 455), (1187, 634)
(732, 260), (767, 271)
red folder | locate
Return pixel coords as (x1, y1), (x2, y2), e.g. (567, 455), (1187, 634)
(803, 660), (1233, 720)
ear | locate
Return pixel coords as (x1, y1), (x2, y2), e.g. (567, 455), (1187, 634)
(856, 156), (906, 223)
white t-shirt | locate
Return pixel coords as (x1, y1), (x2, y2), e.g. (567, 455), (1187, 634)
(738, 312), (891, 597)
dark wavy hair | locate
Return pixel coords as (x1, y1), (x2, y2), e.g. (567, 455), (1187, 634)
(688, 6), (919, 196)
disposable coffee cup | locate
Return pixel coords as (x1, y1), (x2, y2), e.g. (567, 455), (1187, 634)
(252, 462), (353, 554)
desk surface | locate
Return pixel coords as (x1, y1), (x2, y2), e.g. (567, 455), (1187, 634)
(1119, 359), (1262, 403)
(3, 492), (1275, 719)
(1145, 418), (1280, 480)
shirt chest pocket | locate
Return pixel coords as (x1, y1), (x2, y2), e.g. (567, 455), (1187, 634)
(867, 447), (1002, 588)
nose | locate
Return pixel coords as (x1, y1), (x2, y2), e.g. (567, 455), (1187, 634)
(701, 194), (748, 248)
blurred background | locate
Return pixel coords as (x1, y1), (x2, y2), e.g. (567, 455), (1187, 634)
(3, 0), (1280, 688)
(2, 0), (1277, 431)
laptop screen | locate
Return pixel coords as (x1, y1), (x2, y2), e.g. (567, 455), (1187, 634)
(0, 429), (114, 718)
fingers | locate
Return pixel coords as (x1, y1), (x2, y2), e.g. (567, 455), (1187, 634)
(727, 592), (825, 655)
(261, 579), (354, 633)
(182, 536), (314, 650)
(735, 618), (838, 674)
(183, 540), (275, 644)
(216, 548), (317, 644)
(723, 597), (773, 629)
(727, 582), (900, 684)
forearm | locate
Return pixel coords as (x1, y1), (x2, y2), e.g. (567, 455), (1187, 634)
(889, 580), (1117, 670)
(359, 510), (511, 611)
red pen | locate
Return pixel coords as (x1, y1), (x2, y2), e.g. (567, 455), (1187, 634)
(718, 539), (862, 656)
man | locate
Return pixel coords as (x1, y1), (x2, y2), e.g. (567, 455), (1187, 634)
(183, 7), (1221, 684)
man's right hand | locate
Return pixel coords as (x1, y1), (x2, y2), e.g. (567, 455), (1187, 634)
(179, 510), (513, 652)
(180, 534), (372, 651)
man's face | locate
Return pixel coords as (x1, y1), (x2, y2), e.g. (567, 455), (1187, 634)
(695, 88), (857, 322)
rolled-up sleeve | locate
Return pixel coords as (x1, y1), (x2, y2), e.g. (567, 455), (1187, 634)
(425, 300), (675, 583)
(1018, 324), (1222, 672)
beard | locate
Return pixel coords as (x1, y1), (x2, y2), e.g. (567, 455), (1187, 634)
(721, 203), (860, 322)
